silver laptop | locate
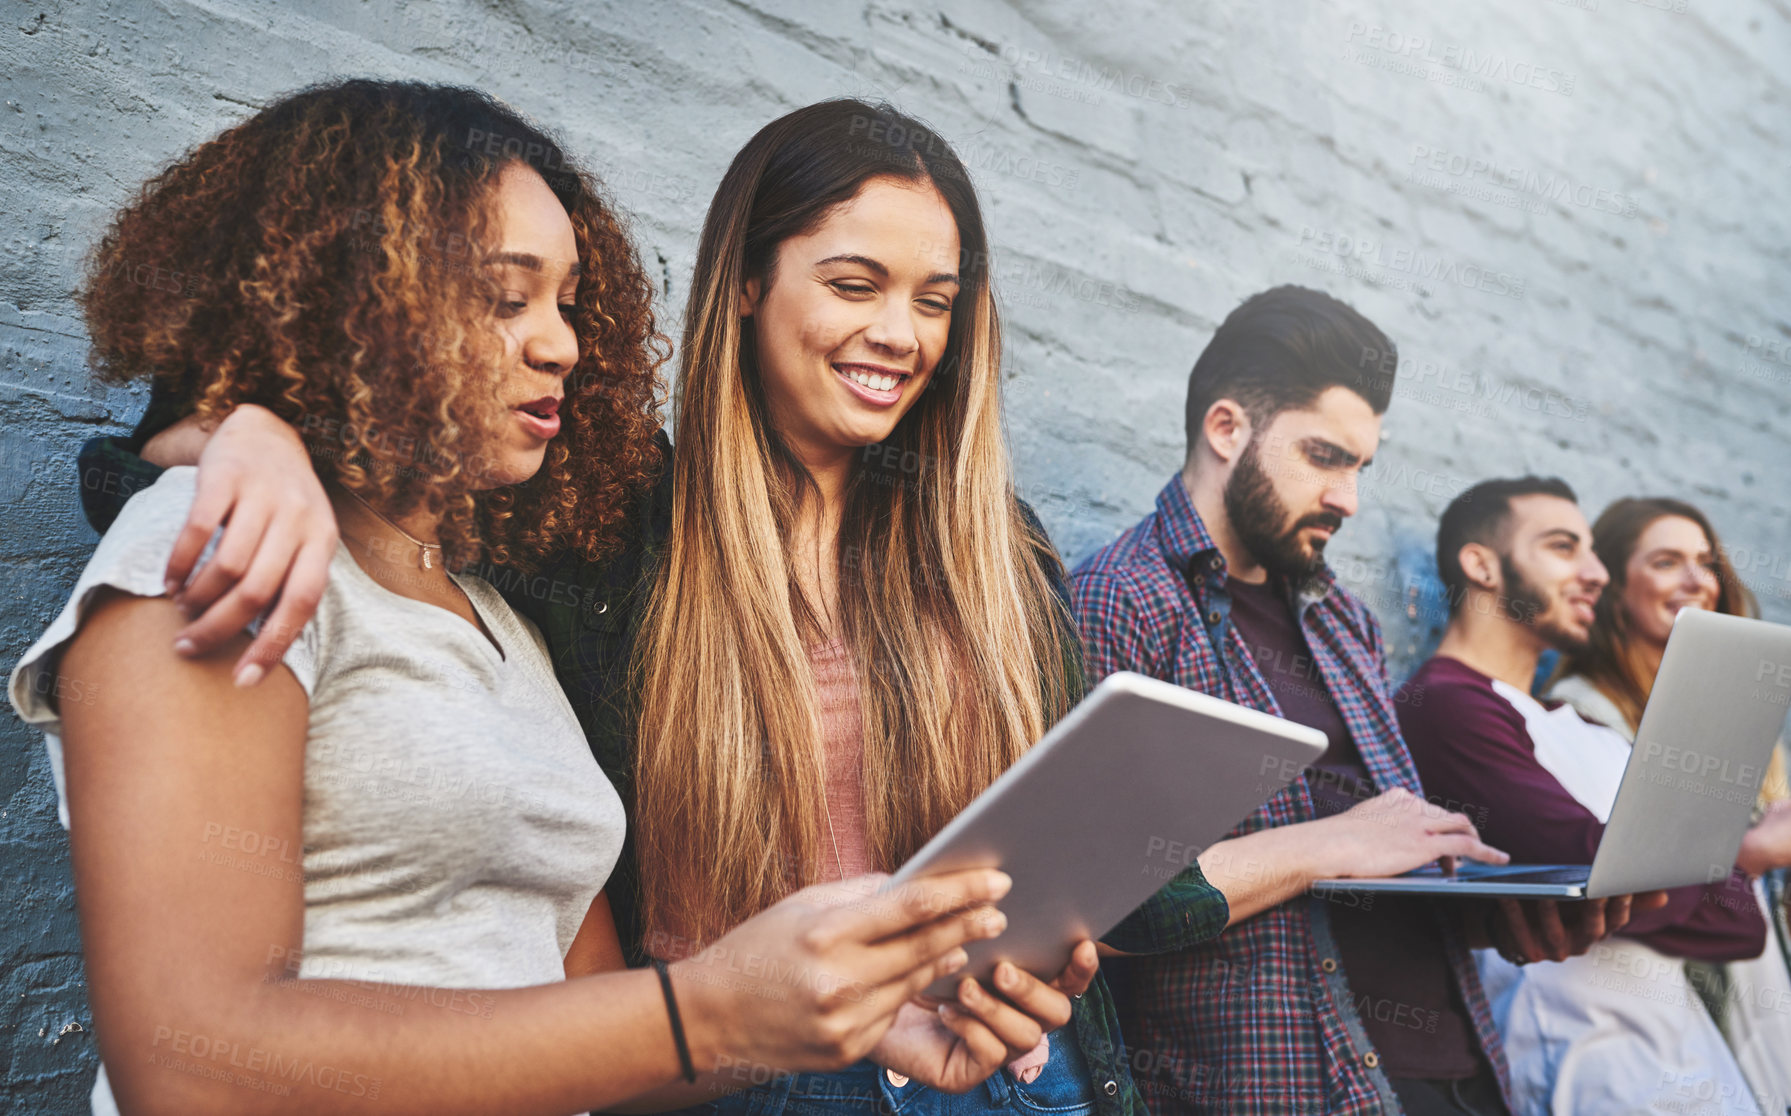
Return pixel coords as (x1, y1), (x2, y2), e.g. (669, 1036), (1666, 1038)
(888, 670), (1326, 997)
(1313, 609), (1791, 900)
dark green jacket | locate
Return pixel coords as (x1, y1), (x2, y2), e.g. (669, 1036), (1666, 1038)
(77, 420), (1228, 1116)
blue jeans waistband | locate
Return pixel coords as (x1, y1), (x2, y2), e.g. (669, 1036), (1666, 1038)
(686, 1024), (1095, 1116)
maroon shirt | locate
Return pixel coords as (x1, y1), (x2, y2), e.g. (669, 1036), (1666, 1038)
(1397, 656), (1764, 962)
(1228, 577), (1485, 1079)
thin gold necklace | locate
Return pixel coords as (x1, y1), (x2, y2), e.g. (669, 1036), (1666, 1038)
(342, 488), (443, 570)
(819, 770), (846, 881)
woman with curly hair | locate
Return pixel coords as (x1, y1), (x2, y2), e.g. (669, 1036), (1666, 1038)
(9, 79), (1030, 1116)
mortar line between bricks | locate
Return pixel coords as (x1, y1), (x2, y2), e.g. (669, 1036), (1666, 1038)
(0, 321), (87, 341)
(0, 381), (110, 406)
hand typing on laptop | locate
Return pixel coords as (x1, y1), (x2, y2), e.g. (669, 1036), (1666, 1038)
(1196, 788), (1508, 927)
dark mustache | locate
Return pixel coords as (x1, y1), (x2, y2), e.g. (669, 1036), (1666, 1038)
(1296, 513), (1344, 533)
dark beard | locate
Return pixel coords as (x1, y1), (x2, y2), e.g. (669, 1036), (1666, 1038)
(1499, 554), (1589, 653)
(1223, 437), (1342, 591)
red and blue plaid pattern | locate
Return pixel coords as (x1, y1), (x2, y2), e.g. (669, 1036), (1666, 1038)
(1073, 477), (1508, 1115)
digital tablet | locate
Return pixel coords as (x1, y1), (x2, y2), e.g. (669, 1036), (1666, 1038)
(886, 670), (1326, 999)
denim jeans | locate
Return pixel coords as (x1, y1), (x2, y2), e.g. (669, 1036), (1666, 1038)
(685, 1025), (1096, 1116)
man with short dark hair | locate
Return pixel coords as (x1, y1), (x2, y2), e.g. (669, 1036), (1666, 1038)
(1076, 287), (1627, 1116)
(1431, 475), (1582, 636)
(1399, 478), (1768, 1115)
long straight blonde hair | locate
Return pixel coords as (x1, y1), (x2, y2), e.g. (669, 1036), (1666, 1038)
(633, 101), (1074, 947)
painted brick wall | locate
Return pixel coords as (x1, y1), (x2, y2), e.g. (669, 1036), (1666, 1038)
(3, 0), (1786, 1107)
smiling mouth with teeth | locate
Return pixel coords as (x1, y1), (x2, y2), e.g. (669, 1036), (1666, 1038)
(837, 365), (910, 392)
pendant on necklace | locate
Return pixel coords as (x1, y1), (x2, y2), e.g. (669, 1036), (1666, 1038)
(421, 547), (433, 570)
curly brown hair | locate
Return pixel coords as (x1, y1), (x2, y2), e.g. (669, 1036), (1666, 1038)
(80, 78), (667, 569)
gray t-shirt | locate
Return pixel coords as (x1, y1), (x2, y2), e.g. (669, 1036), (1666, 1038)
(10, 467), (624, 1113)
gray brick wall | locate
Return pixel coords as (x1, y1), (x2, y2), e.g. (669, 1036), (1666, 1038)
(3, 0), (1786, 1108)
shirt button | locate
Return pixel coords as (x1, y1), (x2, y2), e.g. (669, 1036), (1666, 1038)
(1103, 1079), (1119, 1097)
(590, 599), (608, 616)
(1205, 610), (1221, 625)
(1320, 958), (1338, 973)
(1209, 555), (1224, 570)
(886, 1069), (909, 1088)
(1363, 1052), (1381, 1069)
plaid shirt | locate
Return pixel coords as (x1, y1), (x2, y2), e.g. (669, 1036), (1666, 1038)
(1071, 476), (1508, 1115)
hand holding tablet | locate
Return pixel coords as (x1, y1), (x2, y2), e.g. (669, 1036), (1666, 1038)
(885, 671), (1327, 999)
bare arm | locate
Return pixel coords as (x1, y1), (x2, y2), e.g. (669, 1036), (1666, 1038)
(1196, 788), (1507, 927)
(142, 412), (219, 469)
(59, 592), (1008, 1116)
(1194, 790), (1659, 961)
(611, 928), (1101, 1109)
(565, 892), (628, 979)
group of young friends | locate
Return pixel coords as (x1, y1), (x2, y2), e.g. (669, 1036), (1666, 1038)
(9, 78), (1791, 1116)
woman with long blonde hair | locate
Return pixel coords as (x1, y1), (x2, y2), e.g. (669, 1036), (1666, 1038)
(626, 98), (1127, 1115)
(75, 99), (1195, 1114)
(633, 101), (1071, 954)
